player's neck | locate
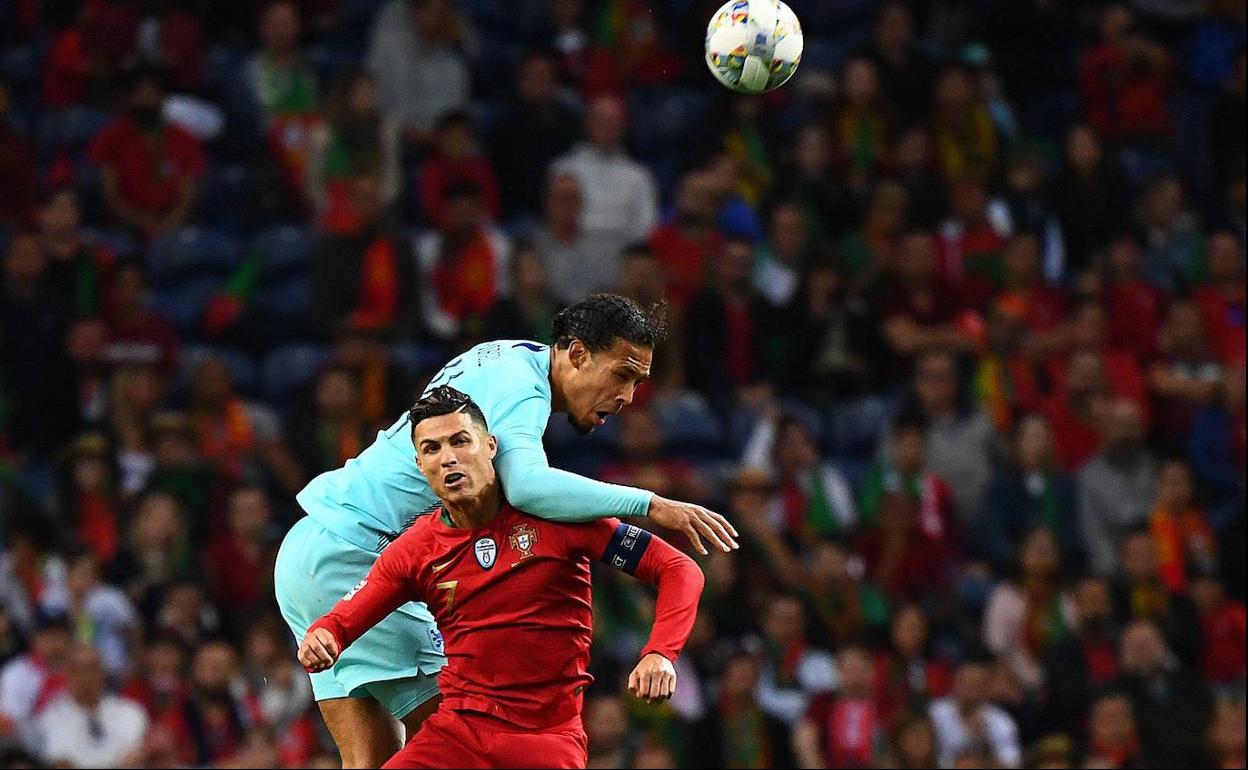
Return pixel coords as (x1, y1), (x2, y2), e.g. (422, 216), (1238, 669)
(549, 348), (569, 414)
(443, 483), (504, 530)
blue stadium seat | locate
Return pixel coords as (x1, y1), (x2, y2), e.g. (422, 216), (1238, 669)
(147, 226), (244, 287)
(81, 228), (140, 261)
(196, 164), (259, 228)
(256, 274), (312, 323)
(653, 394), (726, 457)
(253, 224), (315, 281)
(391, 344), (449, 380)
(203, 46), (250, 97)
(827, 395), (892, 458)
(0, 41), (46, 90)
(37, 106), (110, 157)
(627, 88), (711, 160)
(147, 276), (221, 333)
(181, 345), (259, 396)
(261, 344), (331, 402)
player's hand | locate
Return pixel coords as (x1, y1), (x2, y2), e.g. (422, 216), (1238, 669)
(298, 627), (341, 672)
(628, 653), (677, 705)
(648, 496), (738, 555)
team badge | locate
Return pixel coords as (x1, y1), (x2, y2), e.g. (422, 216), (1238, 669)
(508, 523), (539, 563)
(474, 537), (497, 570)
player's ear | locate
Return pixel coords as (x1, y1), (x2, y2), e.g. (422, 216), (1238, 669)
(486, 433), (498, 459)
(568, 339), (590, 369)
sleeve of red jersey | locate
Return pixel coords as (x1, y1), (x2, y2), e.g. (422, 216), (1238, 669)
(307, 532), (424, 656)
(584, 519), (705, 663)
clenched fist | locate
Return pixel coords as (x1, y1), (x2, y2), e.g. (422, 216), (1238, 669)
(298, 627), (341, 672)
(628, 653), (677, 705)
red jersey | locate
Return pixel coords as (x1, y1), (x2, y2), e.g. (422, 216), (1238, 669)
(310, 504), (703, 730)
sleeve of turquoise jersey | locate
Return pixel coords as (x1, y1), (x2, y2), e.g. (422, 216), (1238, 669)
(491, 384), (653, 522)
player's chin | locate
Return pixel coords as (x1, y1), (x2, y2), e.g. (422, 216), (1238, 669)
(566, 412), (597, 436)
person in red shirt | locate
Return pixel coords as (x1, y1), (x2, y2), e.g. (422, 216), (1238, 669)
(1192, 230), (1246, 365)
(648, 171), (724, 311)
(1079, 3), (1174, 143)
(299, 386), (704, 768)
(88, 67), (205, 238)
(419, 111), (502, 229)
(795, 645), (885, 769)
(1102, 230), (1168, 362)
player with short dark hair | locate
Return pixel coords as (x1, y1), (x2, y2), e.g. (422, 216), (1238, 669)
(299, 386), (704, 768)
(275, 293), (736, 766)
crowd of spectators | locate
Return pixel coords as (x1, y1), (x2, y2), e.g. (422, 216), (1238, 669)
(0, 0), (1245, 767)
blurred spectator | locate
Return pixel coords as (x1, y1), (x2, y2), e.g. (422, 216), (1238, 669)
(838, 179), (909, 291)
(1149, 299), (1223, 444)
(1000, 154), (1063, 283)
(366, 0), (473, 144)
(931, 65), (1000, 182)
(312, 173), (416, 338)
(753, 595), (837, 726)
(1101, 230), (1167, 362)
(912, 350), (996, 528)
(706, 96), (775, 208)
(1207, 698), (1247, 769)
(329, 327), (414, 428)
(649, 171), (723, 310)
(38, 189), (114, 320)
(982, 415), (1081, 572)
(789, 255), (880, 400)
(1084, 691), (1146, 768)
(144, 411), (217, 523)
(0, 232), (79, 457)
(1079, 398), (1156, 575)
(119, 633), (194, 766)
(533, 173), (620, 304)
(1187, 364), (1246, 531)
(34, 644), (147, 768)
(57, 433), (122, 566)
(879, 228), (975, 376)
(794, 644), (884, 768)
(928, 657), (1022, 768)
(286, 366), (372, 482)
(0, 611), (72, 751)
(187, 356), (300, 492)
(938, 175), (1010, 300)
(416, 180), (512, 342)
(88, 67), (205, 238)
(484, 242), (561, 344)
(742, 414), (856, 542)
(1117, 619), (1214, 767)
(600, 406), (706, 506)
(44, 549), (137, 679)
(1041, 575), (1120, 734)
(1113, 531), (1202, 667)
(420, 111), (501, 229)
(884, 711), (939, 768)
(585, 693), (634, 768)
(1138, 174), (1207, 293)
(552, 95), (659, 264)
(183, 640), (250, 765)
(863, 2), (933, 125)
(305, 71), (401, 232)
(983, 528), (1074, 692)
(240, 615), (316, 765)
(103, 261), (180, 375)
(491, 52), (579, 217)
(774, 124), (853, 242)
(1191, 229), (1246, 365)
(204, 485), (278, 617)
(800, 539), (889, 648)
(874, 604), (952, 726)
(1053, 124), (1131, 276)
(891, 126), (944, 229)
(858, 491), (956, 604)
(1189, 573), (1246, 691)
(1148, 459), (1216, 594)
(245, 1), (318, 125)
(754, 202), (811, 310)
(829, 57), (893, 193)
(859, 416), (956, 544)
(1210, 49), (1246, 189)
(108, 491), (192, 609)
(706, 653), (794, 768)
(0, 79), (36, 229)
(1079, 3), (1174, 144)
(684, 238), (777, 409)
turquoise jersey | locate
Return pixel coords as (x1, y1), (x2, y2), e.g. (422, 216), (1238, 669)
(295, 340), (653, 553)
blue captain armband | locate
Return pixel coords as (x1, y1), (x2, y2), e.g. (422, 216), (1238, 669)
(600, 522), (653, 575)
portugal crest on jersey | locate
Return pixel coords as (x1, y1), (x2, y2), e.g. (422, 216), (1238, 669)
(508, 523), (539, 563)
(474, 537), (497, 570)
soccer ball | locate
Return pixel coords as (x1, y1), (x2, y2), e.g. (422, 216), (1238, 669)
(704, 0), (803, 94)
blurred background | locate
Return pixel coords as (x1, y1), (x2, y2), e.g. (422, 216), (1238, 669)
(0, 0), (1244, 767)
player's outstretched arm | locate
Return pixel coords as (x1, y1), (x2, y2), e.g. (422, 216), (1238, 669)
(591, 521), (705, 703)
(300, 544), (418, 673)
(492, 390), (738, 553)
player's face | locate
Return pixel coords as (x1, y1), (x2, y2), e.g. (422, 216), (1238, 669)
(563, 339), (653, 434)
(414, 411), (499, 504)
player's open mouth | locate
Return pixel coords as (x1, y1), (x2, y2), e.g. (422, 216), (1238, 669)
(595, 411), (610, 426)
(444, 472), (466, 487)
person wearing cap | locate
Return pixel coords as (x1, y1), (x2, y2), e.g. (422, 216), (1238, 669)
(0, 610), (73, 752)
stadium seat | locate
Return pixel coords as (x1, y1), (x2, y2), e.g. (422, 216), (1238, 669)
(196, 164), (260, 228)
(253, 224), (316, 281)
(391, 344), (450, 381)
(261, 344), (332, 402)
(0, 41), (46, 90)
(147, 276), (221, 333)
(37, 106), (110, 157)
(255, 274), (312, 324)
(81, 228), (141, 262)
(180, 345), (259, 396)
(827, 395), (892, 458)
(146, 226), (244, 287)
(652, 393), (726, 458)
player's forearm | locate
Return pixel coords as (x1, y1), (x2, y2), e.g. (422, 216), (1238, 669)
(308, 572), (410, 652)
(497, 447), (652, 522)
(634, 540), (705, 662)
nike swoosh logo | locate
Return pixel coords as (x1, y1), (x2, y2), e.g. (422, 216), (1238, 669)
(432, 560), (453, 573)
